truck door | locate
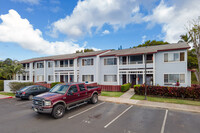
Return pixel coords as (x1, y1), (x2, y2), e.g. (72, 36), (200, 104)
(66, 85), (80, 104)
(78, 84), (88, 100)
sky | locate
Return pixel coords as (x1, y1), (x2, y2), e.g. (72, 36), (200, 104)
(0, 0), (200, 61)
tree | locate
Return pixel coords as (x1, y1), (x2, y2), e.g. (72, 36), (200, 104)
(76, 49), (95, 53)
(134, 40), (169, 48)
(0, 58), (24, 80)
(186, 18), (200, 83)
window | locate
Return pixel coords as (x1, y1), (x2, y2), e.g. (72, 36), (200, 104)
(164, 52), (185, 62)
(37, 62), (44, 68)
(104, 58), (117, 65)
(180, 52), (185, 61)
(64, 60), (68, 67)
(129, 55), (143, 64)
(146, 54), (153, 63)
(79, 84), (86, 91)
(68, 85), (78, 93)
(70, 60), (74, 67)
(82, 75), (94, 82)
(27, 63), (29, 69)
(48, 62), (53, 68)
(55, 61), (59, 67)
(48, 75), (53, 81)
(60, 60), (64, 67)
(37, 75), (44, 82)
(164, 74), (185, 84)
(82, 58), (93, 66)
(33, 63), (35, 69)
(39, 86), (46, 91)
(104, 75), (117, 82)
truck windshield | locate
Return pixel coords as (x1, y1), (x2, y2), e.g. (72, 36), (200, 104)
(50, 84), (69, 94)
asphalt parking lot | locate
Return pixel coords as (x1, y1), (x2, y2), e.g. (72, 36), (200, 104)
(0, 98), (200, 133)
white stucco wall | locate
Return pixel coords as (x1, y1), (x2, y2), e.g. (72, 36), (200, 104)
(4, 80), (30, 92)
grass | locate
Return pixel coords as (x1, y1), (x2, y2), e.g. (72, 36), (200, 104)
(131, 95), (200, 106)
(0, 92), (15, 97)
(101, 91), (124, 97)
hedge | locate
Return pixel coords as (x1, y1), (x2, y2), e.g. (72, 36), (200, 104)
(121, 83), (131, 92)
(134, 85), (200, 100)
(51, 82), (62, 88)
(0, 80), (3, 91)
(9, 82), (34, 92)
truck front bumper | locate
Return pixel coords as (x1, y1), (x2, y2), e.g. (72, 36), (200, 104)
(32, 105), (52, 114)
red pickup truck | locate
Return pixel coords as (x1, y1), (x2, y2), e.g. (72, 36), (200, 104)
(32, 83), (101, 119)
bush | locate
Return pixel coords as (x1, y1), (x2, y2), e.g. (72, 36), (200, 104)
(9, 82), (34, 92)
(133, 84), (141, 89)
(121, 83), (131, 92)
(134, 85), (200, 100)
(0, 80), (4, 91)
(51, 82), (61, 88)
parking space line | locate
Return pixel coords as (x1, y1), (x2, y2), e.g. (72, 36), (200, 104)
(161, 110), (168, 133)
(104, 105), (133, 128)
(68, 102), (105, 119)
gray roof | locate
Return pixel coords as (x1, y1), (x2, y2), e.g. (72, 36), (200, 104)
(100, 42), (190, 57)
(20, 50), (108, 63)
(20, 42), (190, 63)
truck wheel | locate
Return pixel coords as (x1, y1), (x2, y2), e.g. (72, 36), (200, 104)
(52, 104), (65, 119)
(91, 94), (98, 104)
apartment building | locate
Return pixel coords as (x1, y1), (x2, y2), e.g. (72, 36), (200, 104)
(18, 42), (191, 87)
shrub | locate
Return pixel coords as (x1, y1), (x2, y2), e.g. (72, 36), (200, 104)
(0, 80), (4, 91)
(51, 82), (61, 88)
(121, 83), (131, 92)
(134, 85), (200, 100)
(9, 82), (34, 92)
(133, 84), (141, 89)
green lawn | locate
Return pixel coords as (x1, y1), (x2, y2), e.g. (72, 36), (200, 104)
(0, 92), (15, 97)
(101, 91), (124, 97)
(131, 95), (200, 106)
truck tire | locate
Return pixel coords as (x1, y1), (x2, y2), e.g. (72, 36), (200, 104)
(51, 104), (65, 119)
(91, 94), (98, 104)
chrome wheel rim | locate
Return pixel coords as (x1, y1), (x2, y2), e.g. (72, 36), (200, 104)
(56, 107), (63, 117)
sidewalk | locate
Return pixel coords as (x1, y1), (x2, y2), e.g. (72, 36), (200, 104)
(0, 94), (13, 99)
(99, 89), (200, 114)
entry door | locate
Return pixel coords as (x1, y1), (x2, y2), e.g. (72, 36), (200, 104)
(130, 75), (136, 87)
(122, 75), (126, 84)
(60, 75), (64, 83)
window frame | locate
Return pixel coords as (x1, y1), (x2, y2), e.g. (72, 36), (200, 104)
(104, 75), (117, 82)
(164, 52), (185, 63)
(82, 58), (94, 66)
(104, 58), (117, 65)
(164, 74), (185, 84)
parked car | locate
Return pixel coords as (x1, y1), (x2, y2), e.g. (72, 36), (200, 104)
(32, 83), (101, 119)
(15, 85), (49, 100)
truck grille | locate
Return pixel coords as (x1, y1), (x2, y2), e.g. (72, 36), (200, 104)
(33, 100), (43, 106)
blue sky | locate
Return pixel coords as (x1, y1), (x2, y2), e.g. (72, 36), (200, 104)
(0, 0), (199, 61)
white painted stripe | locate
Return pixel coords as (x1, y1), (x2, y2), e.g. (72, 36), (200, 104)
(104, 105), (133, 128)
(68, 102), (105, 119)
(161, 110), (168, 133)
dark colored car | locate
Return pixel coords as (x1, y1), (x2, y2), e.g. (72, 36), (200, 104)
(32, 83), (101, 119)
(16, 85), (49, 100)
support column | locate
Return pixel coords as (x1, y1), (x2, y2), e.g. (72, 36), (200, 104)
(44, 61), (46, 82)
(117, 57), (120, 85)
(30, 62), (33, 82)
(74, 58), (77, 82)
(153, 53), (156, 85)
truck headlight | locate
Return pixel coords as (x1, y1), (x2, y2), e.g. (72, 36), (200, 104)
(44, 100), (51, 106)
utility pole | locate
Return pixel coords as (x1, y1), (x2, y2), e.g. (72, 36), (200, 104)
(144, 53), (147, 100)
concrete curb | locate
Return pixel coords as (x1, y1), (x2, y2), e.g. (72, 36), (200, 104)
(99, 96), (200, 114)
(0, 96), (13, 100)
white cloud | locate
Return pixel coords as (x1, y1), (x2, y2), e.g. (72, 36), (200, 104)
(144, 0), (200, 43)
(51, 0), (142, 38)
(141, 35), (146, 43)
(11, 0), (40, 5)
(102, 30), (110, 35)
(0, 9), (87, 55)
